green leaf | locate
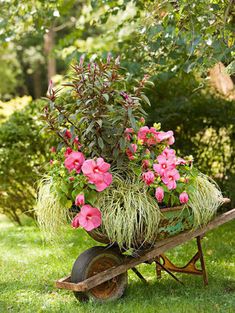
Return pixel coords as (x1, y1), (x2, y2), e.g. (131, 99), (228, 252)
(60, 182), (69, 195)
(65, 200), (72, 209)
(59, 194), (68, 207)
(98, 137), (104, 149)
(88, 183), (97, 190)
(96, 119), (102, 127)
(113, 147), (119, 159)
(85, 190), (98, 206)
(103, 94), (109, 102)
(141, 94), (151, 106)
(226, 61), (235, 75)
(119, 137), (126, 150)
(128, 107), (137, 130)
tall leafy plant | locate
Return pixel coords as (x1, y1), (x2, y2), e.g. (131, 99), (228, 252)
(43, 55), (151, 165)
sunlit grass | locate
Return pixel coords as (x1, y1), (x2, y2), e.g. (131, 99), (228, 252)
(0, 214), (234, 313)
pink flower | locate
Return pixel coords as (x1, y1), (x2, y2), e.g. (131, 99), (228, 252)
(161, 169), (180, 190)
(71, 205), (102, 231)
(64, 129), (72, 139)
(153, 154), (176, 176)
(50, 146), (56, 153)
(126, 144), (137, 160)
(137, 126), (160, 146)
(75, 194), (85, 206)
(69, 177), (75, 181)
(64, 147), (73, 157)
(176, 157), (187, 165)
(124, 128), (134, 141)
(162, 147), (176, 158)
(139, 117), (145, 124)
(155, 187), (164, 203)
(64, 151), (85, 173)
(50, 159), (54, 165)
(142, 159), (150, 169)
(157, 131), (175, 145)
(142, 171), (155, 185)
(82, 158), (112, 192)
(71, 215), (80, 228)
(179, 192), (189, 204)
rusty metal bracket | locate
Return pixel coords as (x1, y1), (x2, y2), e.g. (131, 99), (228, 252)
(155, 236), (208, 286)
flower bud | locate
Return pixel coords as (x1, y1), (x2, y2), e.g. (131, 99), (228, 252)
(155, 187), (164, 203)
(75, 194), (85, 206)
(179, 192), (189, 204)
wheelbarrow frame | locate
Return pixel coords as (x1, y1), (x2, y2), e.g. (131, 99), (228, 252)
(56, 205), (235, 294)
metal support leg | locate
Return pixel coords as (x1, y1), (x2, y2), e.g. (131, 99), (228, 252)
(131, 267), (148, 284)
(196, 236), (208, 286)
(155, 236), (208, 286)
(155, 256), (162, 279)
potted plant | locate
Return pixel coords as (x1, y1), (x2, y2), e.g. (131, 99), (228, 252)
(36, 54), (224, 250)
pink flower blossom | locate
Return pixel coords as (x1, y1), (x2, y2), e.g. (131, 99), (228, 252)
(64, 129), (72, 139)
(155, 187), (164, 203)
(71, 205), (102, 231)
(139, 117), (145, 124)
(162, 147), (176, 158)
(161, 169), (180, 190)
(126, 144), (137, 160)
(64, 151), (85, 173)
(69, 177), (75, 181)
(75, 194), (85, 206)
(179, 192), (189, 204)
(71, 215), (80, 228)
(50, 146), (56, 153)
(176, 157), (187, 165)
(50, 159), (54, 165)
(64, 147), (73, 157)
(124, 128), (134, 141)
(157, 131), (175, 145)
(142, 171), (155, 185)
(137, 126), (160, 146)
(82, 158), (112, 192)
(153, 154), (176, 176)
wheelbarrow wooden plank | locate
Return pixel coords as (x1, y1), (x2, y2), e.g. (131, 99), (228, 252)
(56, 208), (235, 292)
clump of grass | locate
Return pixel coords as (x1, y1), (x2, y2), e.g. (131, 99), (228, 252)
(188, 173), (224, 228)
(35, 171), (224, 248)
(35, 177), (70, 240)
(95, 173), (161, 250)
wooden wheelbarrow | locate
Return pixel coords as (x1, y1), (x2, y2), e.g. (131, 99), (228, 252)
(56, 201), (235, 302)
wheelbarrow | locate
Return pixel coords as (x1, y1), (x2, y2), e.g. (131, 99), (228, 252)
(56, 198), (235, 302)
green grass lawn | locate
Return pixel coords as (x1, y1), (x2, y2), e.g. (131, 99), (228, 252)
(0, 214), (234, 313)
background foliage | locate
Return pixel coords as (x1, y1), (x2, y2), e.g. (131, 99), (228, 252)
(0, 100), (50, 223)
(0, 0), (234, 223)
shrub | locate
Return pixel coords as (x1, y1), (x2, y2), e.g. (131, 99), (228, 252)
(0, 100), (49, 224)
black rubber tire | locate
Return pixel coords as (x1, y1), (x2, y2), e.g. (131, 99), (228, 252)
(71, 246), (128, 302)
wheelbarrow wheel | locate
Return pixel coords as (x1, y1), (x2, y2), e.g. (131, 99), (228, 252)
(71, 246), (128, 302)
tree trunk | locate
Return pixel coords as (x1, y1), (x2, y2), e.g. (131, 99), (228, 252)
(44, 28), (56, 82)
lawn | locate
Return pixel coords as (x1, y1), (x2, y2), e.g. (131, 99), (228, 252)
(0, 214), (234, 313)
